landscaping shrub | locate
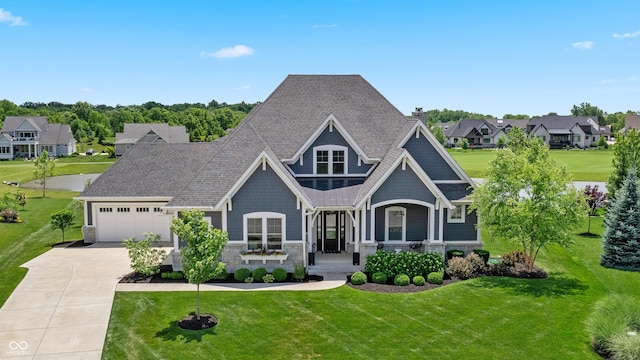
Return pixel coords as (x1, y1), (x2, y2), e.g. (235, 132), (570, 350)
(351, 271), (367, 285)
(372, 271), (388, 284)
(446, 249), (465, 259)
(161, 271), (185, 280)
(252, 268), (268, 283)
(473, 249), (490, 263)
(447, 253), (485, 280)
(413, 275), (425, 286)
(293, 263), (306, 281)
(262, 274), (275, 283)
(394, 274), (410, 286)
(365, 250), (444, 279)
(501, 249), (530, 267)
(427, 272), (443, 284)
(234, 268), (251, 282)
(272, 267), (288, 282)
(244, 276), (254, 283)
(212, 266), (228, 280)
(586, 294), (640, 360)
(122, 233), (167, 276)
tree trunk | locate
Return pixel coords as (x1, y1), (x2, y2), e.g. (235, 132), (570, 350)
(587, 215), (592, 234)
(196, 283), (200, 321)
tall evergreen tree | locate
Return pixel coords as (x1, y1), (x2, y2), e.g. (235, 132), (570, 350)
(601, 167), (640, 270)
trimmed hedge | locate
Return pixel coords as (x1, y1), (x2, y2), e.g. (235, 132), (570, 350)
(473, 249), (490, 263)
(427, 272), (443, 284)
(446, 249), (465, 259)
(272, 268), (288, 282)
(161, 271), (184, 280)
(372, 272), (388, 284)
(234, 268), (251, 282)
(351, 271), (367, 285)
(413, 275), (425, 286)
(365, 250), (444, 279)
(252, 268), (268, 283)
(394, 274), (410, 286)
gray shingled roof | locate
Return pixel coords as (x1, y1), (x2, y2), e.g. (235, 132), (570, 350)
(115, 123), (189, 144)
(244, 75), (409, 160)
(444, 119), (494, 138)
(39, 124), (74, 145)
(1, 116), (48, 132)
(436, 183), (473, 201)
(79, 143), (222, 198)
(528, 115), (600, 134)
(485, 119), (528, 130)
(623, 115), (640, 132)
(303, 185), (361, 207)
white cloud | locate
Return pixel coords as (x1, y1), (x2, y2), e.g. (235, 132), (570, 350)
(613, 31), (640, 39)
(572, 41), (594, 49)
(0, 8), (28, 26)
(598, 78), (615, 85)
(201, 45), (255, 59)
(234, 85), (251, 91)
(312, 24), (338, 29)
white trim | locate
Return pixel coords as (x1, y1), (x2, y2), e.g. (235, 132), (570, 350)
(242, 212), (287, 249)
(447, 205), (466, 223)
(397, 121), (474, 185)
(312, 145), (348, 175)
(214, 151), (312, 211)
(75, 196), (174, 202)
(385, 206), (406, 242)
(355, 150), (454, 210)
(282, 114), (378, 164)
(432, 180), (469, 184)
(438, 209), (444, 242)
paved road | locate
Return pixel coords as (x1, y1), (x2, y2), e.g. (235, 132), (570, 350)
(21, 174), (102, 192)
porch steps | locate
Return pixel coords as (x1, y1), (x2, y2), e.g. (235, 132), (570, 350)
(308, 253), (360, 280)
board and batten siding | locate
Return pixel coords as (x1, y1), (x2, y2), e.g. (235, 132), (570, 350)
(227, 165), (302, 241)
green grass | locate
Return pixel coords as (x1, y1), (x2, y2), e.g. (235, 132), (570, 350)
(0, 158), (114, 306)
(449, 148), (613, 181)
(103, 217), (640, 359)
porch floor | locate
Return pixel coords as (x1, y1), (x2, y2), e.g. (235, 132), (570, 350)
(308, 252), (360, 280)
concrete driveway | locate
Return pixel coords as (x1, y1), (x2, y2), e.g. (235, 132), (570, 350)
(0, 243), (130, 359)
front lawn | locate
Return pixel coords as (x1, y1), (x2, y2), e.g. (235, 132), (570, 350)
(103, 218), (640, 359)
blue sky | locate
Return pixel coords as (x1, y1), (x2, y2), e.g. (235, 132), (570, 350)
(1, 1), (639, 116)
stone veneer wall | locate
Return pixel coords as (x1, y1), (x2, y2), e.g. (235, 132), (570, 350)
(82, 226), (96, 243)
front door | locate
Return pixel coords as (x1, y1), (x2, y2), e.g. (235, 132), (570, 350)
(322, 211), (346, 253)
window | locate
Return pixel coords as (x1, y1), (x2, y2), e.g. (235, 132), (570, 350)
(481, 128), (489, 135)
(316, 150), (329, 174)
(153, 207), (162, 213)
(573, 134), (581, 143)
(447, 205), (465, 223)
(313, 145), (348, 175)
(385, 206), (406, 241)
(117, 207), (130, 213)
(244, 212), (285, 250)
(99, 207), (112, 213)
(136, 207), (149, 212)
(0, 146), (10, 154)
(482, 138), (490, 144)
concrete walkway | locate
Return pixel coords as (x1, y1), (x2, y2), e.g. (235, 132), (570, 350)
(0, 243), (345, 359)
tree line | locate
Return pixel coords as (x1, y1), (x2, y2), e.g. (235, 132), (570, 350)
(0, 99), (258, 142)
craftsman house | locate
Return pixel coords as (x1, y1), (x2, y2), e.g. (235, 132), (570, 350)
(527, 115), (602, 149)
(114, 123), (189, 156)
(436, 119), (528, 148)
(77, 75), (481, 272)
(0, 116), (76, 160)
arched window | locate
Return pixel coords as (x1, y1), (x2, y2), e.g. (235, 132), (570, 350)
(385, 206), (406, 241)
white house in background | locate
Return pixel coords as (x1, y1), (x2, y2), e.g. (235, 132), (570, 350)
(115, 123), (189, 156)
(527, 115), (601, 149)
(0, 116), (76, 160)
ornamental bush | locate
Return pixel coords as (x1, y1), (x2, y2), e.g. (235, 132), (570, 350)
(252, 268), (268, 283)
(122, 233), (167, 276)
(161, 271), (185, 280)
(447, 253), (485, 280)
(427, 272), (443, 284)
(412, 275), (425, 286)
(372, 271), (388, 284)
(364, 250), (444, 279)
(472, 249), (490, 264)
(234, 268), (251, 282)
(586, 295), (640, 360)
(351, 271), (367, 285)
(501, 249), (530, 267)
(394, 274), (410, 286)
(446, 249), (465, 259)
(272, 268), (288, 282)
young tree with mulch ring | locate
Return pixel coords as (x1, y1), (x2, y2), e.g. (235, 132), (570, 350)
(469, 127), (587, 273)
(171, 210), (228, 330)
(601, 167), (640, 271)
(34, 150), (55, 198)
(583, 184), (607, 236)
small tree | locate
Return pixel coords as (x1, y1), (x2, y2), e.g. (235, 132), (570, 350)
(607, 129), (640, 199)
(461, 138), (469, 151)
(34, 150), (55, 198)
(15, 191), (26, 211)
(50, 209), (77, 242)
(496, 136), (506, 149)
(469, 127), (587, 273)
(601, 167), (640, 271)
(583, 185), (607, 235)
(429, 125), (446, 145)
(171, 210), (228, 321)
(123, 233), (167, 276)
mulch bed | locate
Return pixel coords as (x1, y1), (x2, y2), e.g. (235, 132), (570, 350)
(178, 314), (218, 330)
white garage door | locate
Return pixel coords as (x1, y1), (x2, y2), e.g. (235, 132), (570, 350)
(94, 204), (172, 242)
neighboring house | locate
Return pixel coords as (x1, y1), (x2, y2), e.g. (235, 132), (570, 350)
(114, 123), (189, 156)
(527, 115), (601, 149)
(76, 75), (481, 272)
(0, 116), (76, 160)
(621, 114), (640, 133)
(435, 119), (527, 148)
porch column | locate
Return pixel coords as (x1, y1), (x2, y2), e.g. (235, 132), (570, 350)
(354, 209), (360, 252)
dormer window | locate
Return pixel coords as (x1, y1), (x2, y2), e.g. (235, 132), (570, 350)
(313, 145), (347, 175)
